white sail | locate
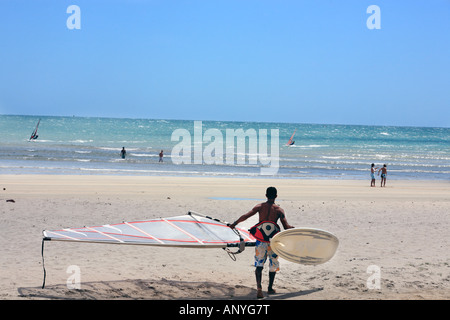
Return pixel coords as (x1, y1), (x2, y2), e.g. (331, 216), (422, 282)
(42, 212), (255, 248)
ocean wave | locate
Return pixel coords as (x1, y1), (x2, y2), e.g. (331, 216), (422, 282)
(288, 144), (330, 148)
(29, 139), (53, 143)
(69, 140), (93, 144)
(130, 153), (157, 157)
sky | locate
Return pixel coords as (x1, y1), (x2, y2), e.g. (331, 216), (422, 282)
(0, 0), (449, 127)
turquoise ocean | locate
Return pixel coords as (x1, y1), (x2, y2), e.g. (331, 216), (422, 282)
(1, 115), (449, 180)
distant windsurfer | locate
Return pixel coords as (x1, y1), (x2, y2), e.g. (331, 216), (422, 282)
(229, 187), (294, 299)
(29, 119), (40, 140)
(286, 129), (296, 146)
(120, 147), (126, 159)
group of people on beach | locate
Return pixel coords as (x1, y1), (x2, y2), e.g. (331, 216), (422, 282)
(371, 163), (387, 187)
(120, 147), (164, 162)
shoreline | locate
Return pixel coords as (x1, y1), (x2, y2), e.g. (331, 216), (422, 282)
(1, 174), (449, 300)
(1, 174), (449, 200)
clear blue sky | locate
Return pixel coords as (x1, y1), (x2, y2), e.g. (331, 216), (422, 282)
(0, 0), (449, 127)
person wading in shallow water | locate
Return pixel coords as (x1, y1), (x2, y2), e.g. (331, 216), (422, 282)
(229, 187), (294, 299)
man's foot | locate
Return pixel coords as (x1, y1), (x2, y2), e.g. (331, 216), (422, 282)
(268, 288), (276, 295)
(257, 289), (264, 299)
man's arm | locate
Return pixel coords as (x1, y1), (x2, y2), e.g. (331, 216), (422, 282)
(229, 204), (260, 229)
(279, 208), (295, 230)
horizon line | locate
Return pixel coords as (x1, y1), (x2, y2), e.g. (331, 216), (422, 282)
(1, 113), (449, 130)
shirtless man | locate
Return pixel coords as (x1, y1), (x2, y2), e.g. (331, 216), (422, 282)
(229, 187), (294, 299)
(378, 164), (387, 187)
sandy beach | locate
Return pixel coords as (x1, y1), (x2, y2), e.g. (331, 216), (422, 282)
(0, 174), (449, 300)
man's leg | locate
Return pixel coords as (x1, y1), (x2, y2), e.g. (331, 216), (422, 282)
(254, 241), (267, 299)
(267, 245), (279, 294)
(255, 267), (264, 298)
(268, 271), (276, 294)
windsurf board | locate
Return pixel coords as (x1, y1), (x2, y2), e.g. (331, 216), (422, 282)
(270, 228), (339, 265)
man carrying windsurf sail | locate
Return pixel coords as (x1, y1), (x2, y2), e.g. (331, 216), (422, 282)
(229, 187), (294, 299)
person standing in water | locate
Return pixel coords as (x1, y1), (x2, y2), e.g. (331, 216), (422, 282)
(229, 187), (294, 299)
(159, 150), (164, 162)
(120, 147), (126, 159)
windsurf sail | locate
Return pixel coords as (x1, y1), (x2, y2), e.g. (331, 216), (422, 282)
(286, 129), (296, 146)
(42, 211), (254, 248)
(29, 119), (40, 140)
(41, 211), (256, 288)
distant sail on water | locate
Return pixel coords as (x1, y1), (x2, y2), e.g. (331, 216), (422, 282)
(287, 129), (296, 145)
(29, 119), (40, 140)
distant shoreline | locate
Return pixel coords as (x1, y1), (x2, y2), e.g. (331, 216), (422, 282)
(2, 171), (450, 181)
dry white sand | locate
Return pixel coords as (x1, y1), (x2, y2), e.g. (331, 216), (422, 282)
(0, 175), (449, 300)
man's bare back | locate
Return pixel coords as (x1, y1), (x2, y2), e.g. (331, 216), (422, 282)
(230, 200), (294, 230)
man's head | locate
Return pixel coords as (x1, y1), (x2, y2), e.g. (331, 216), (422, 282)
(266, 187), (277, 200)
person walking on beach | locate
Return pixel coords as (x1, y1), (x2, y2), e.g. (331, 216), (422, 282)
(120, 147), (126, 159)
(370, 163), (378, 187)
(229, 187), (294, 299)
(159, 150), (164, 162)
(378, 164), (387, 187)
